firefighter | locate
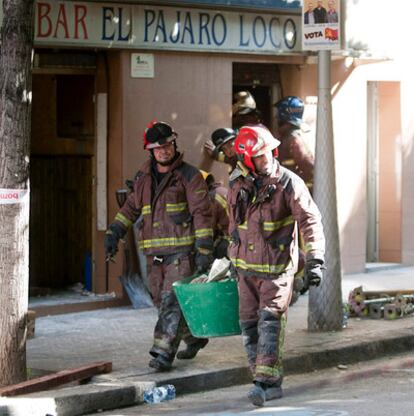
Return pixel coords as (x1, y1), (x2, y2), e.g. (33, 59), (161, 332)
(204, 127), (238, 171)
(228, 125), (325, 406)
(274, 96), (314, 193)
(200, 170), (229, 259)
(232, 90), (263, 129)
(203, 90), (262, 168)
(104, 121), (213, 371)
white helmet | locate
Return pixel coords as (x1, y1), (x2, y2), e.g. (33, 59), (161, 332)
(232, 91), (257, 116)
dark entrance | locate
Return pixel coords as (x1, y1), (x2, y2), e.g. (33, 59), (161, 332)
(30, 61), (95, 292)
(30, 156), (92, 289)
(232, 62), (282, 131)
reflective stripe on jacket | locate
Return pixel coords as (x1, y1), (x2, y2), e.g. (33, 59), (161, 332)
(113, 153), (213, 256)
(228, 161), (324, 279)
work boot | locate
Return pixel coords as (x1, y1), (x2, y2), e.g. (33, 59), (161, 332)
(148, 355), (173, 372)
(265, 385), (283, 401)
(176, 338), (209, 360)
(247, 383), (266, 407)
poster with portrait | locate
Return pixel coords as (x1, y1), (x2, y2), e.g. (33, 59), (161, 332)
(302, 0), (341, 50)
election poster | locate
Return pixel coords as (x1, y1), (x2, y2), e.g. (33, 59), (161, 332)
(302, 0), (340, 50)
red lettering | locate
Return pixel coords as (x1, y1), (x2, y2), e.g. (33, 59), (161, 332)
(37, 2), (52, 38)
(74, 5), (88, 39)
(0, 193), (18, 199)
(53, 4), (69, 38)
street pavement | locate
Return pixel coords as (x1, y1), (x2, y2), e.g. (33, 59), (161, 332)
(1, 265), (414, 416)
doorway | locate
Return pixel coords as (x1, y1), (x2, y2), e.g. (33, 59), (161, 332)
(366, 81), (402, 266)
(30, 156), (92, 289)
(30, 66), (95, 293)
(232, 62), (282, 131)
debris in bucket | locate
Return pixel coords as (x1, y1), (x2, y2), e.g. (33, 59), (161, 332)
(191, 274), (209, 284)
(347, 286), (414, 320)
(191, 258), (231, 284)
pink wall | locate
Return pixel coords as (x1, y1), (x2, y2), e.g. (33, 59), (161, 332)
(120, 51), (232, 185)
(378, 82), (402, 262)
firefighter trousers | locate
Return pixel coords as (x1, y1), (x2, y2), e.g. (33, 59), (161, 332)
(147, 254), (201, 363)
(238, 272), (294, 386)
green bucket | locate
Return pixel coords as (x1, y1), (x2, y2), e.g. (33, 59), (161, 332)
(173, 275), (241, 338)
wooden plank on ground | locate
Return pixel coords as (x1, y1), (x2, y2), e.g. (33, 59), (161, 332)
(0, 361), (112, 397)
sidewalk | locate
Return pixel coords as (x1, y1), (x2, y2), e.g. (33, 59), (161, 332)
(1, 266), (414, 416)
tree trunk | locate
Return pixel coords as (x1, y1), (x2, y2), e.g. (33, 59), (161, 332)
(0, 0), (34, 386)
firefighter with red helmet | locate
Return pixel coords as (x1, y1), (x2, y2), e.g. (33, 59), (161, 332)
(228, 125), (325, 406)
(104, 121), (213, 371)
(274, 96), (314, 192)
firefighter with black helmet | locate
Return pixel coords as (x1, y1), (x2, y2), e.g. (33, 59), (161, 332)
(204, 91), (263, 169)
(104, 121), (213, 371)
(204, 127), (238, 171)
(228, 125), (325, 406)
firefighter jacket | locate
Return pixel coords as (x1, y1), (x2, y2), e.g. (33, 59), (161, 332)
(113, 153), (214, 256)
(277, 130), (314, 191)
(228, 160), (324, 279)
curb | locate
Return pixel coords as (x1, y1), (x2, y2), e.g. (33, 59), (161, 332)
(1, 333), (414, 416)
(0, 381), (153, 416)
(284, 333), (414, 374)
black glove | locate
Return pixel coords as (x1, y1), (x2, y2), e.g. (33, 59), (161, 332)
(301, 259), (324, 294)
(213, 238), (229, 259)
(104, 223), (126, 259)
(195, 250), (213, 273)
(293, 275), (305, 292)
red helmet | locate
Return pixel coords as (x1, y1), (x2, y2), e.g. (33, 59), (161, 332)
(234, 126), (280, 172)
(143, 121), (177, 150)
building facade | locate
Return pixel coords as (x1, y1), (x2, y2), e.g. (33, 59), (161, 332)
(27, 0), (414, 299)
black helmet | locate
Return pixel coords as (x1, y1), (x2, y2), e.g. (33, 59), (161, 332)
(143, 121), (177, 150)
(211, 127), (237, 150)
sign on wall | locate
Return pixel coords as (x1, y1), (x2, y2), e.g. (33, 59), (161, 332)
(34, 1), (301, 55)
(131, 53), (154, 78)
(302, 0), (340, 50)
(143, 0), (301, 11)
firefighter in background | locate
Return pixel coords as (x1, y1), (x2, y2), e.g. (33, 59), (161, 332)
(203, 90), (262, 168)
(232, 90), (263, 129)
(274, 96), (314, 193)
(204, 127), (238, 171)
(228, 125), (325, 406)
(200, 170), (229, 259)
(104, 121), (213, 371)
